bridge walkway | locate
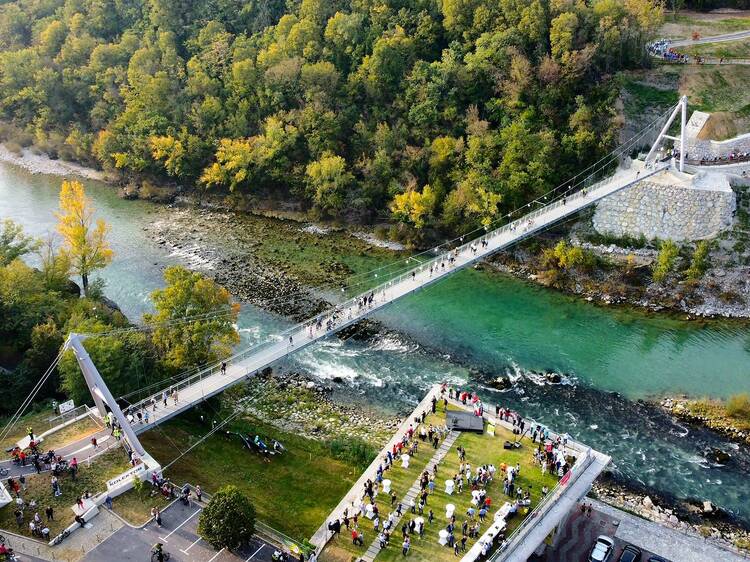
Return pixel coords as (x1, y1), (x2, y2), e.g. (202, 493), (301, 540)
(126, 163), (667, 436)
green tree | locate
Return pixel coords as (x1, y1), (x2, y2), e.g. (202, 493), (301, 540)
(390, 185), (437, 229)
(144, 266), (239, 371)
(198, 485), (256, 550)
(652, 240), (680, 284)
(305, 152), (353, 215)
(0, 219), (38, 265)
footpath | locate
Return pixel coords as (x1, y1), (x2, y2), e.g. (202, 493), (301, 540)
(359, 431), (459, 562)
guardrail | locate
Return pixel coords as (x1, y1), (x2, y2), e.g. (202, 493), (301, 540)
(124, 164), (663, 422)
(488, 448), (595, 561)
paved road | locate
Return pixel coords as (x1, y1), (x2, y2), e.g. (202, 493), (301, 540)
(670, 29), (750, 48)
(83, 500), (280, 562)
(1, 427), (114, 479)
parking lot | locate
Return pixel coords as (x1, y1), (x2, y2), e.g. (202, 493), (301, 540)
(537, 503), (668, 562)
(82, 500), (279, 562)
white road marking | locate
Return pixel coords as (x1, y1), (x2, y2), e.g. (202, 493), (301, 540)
(158, 508), (201, 543)
(207, 547), (226, 562)
(68, 435), (111, 456)
(246, 544), (264, 561)
(179, 536), (202, 554)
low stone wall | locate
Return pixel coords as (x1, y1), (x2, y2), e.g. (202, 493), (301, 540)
(686, 133), (750, 160)
(593, 179), (735, 241)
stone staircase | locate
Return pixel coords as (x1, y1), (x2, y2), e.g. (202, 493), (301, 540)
(360, 430), (459, 562)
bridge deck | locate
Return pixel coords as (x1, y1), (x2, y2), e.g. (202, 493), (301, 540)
(128, 163), (666, 435)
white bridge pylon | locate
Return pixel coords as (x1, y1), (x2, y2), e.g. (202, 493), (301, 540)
(645, 95), (688, 172)
(66, 105), (685, 443)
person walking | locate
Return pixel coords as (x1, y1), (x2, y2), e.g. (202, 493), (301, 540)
(221, 361), (227, 375)
(402, 536), (410, 556)
(45, 506), (54, 521)
(162, 390), (168, 407)
(195, 485), (202, 503)
(172, 388), (178, 405)
(19, 473), (26, 492)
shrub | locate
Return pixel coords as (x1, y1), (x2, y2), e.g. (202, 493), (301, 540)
(726, 393), (750, 421)
(329, 437), (377, 471)
(198, 485), (256, 550)
(652, 240), (679, 284)
(685, 241), (710, 281)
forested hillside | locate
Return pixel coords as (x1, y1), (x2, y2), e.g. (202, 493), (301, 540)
(0, 0), (662, 236)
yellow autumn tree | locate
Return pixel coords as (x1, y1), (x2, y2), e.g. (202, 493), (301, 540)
(390, 185), (437, 229)
(56, 180), (113, 295)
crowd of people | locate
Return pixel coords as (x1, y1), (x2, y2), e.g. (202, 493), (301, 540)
(674, 149), (750, 166)
(321, 384), (577, 560)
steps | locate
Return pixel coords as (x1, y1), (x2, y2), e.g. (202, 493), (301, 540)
(360, 430), (459, 562)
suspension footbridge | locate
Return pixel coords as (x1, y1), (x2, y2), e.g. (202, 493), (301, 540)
(2, 97), (689, 508)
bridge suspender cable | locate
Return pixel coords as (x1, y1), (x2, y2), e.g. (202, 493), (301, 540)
(0, 349), (64, 443)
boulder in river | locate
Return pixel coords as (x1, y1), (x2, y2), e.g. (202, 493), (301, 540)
(545, 371), (562, 384)
(703, 447), (730, 464)
(489, 376), (512, 390)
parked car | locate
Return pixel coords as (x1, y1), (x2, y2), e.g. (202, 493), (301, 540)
(619, 545), (642, 562)
(589, 535), (615, 562)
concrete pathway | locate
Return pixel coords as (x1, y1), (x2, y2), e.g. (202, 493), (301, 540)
(590, 499), (750, 562)
(670, 29), (750, 48)
(360, 431), (459, 562)
(310, 386), (442, 549)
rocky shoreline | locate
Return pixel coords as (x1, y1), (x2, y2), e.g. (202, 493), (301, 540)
(0, 144), (111, 181)
(486, 236), (750, 319)
(660, 396), (750, 447)
(231, 368), (401, 446)
(592, 474), (750, 552)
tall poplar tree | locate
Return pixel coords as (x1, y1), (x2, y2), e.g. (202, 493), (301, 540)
(56, 180), (113, 295)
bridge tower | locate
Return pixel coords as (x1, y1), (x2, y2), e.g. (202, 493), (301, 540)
(65, 333), (147, 456)
(645, 95), (688, 172)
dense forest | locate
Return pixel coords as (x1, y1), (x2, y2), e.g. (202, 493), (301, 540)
(0, 0), (662, 236)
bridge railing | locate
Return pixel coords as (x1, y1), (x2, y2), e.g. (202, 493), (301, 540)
(125, 164), (657, 420)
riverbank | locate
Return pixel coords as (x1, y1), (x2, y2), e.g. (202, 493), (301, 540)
(660, 395), (750, 447)
(486, 222), (750, 319)
(231, 367), (750, 554)
(0, 144), (111, 182)
(4, 143), (749, 320)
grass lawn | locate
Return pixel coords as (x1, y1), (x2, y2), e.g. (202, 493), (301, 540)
(42, 417), (101, 451)
(0, 446), (130, 539)
(1, 403), (100, 452)
(684, 39), (750, 60)
(139, 414), (366, 542)
(110, 484), (171, 526)
(321, 402), (561, 562)
(0, 403), (59, 450)
(660, 12), (750, 40)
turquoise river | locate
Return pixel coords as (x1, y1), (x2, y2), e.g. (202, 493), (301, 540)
(1, 161), (749, 522)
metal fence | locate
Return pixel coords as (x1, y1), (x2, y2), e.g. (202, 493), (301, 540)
(488, 448), (594, 561)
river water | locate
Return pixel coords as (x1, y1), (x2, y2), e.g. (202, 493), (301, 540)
(2, 162), (750, 521)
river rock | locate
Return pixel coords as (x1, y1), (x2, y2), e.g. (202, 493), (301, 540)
(704, 447), (730, 464)
(490, 376), (512, 390)
(545, 372), (562, 384)
(703, 501), (715, 514)
(643, 496), (655, 510)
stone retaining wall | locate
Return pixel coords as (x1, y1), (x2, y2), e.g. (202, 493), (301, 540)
(686, 133), (750, 160)
(593, 180), (735, 241)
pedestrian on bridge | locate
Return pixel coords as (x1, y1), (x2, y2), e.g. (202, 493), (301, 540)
(162, 390), (168, 407)
(172, 388), (179, 405)
(221, 361), (227, 375)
